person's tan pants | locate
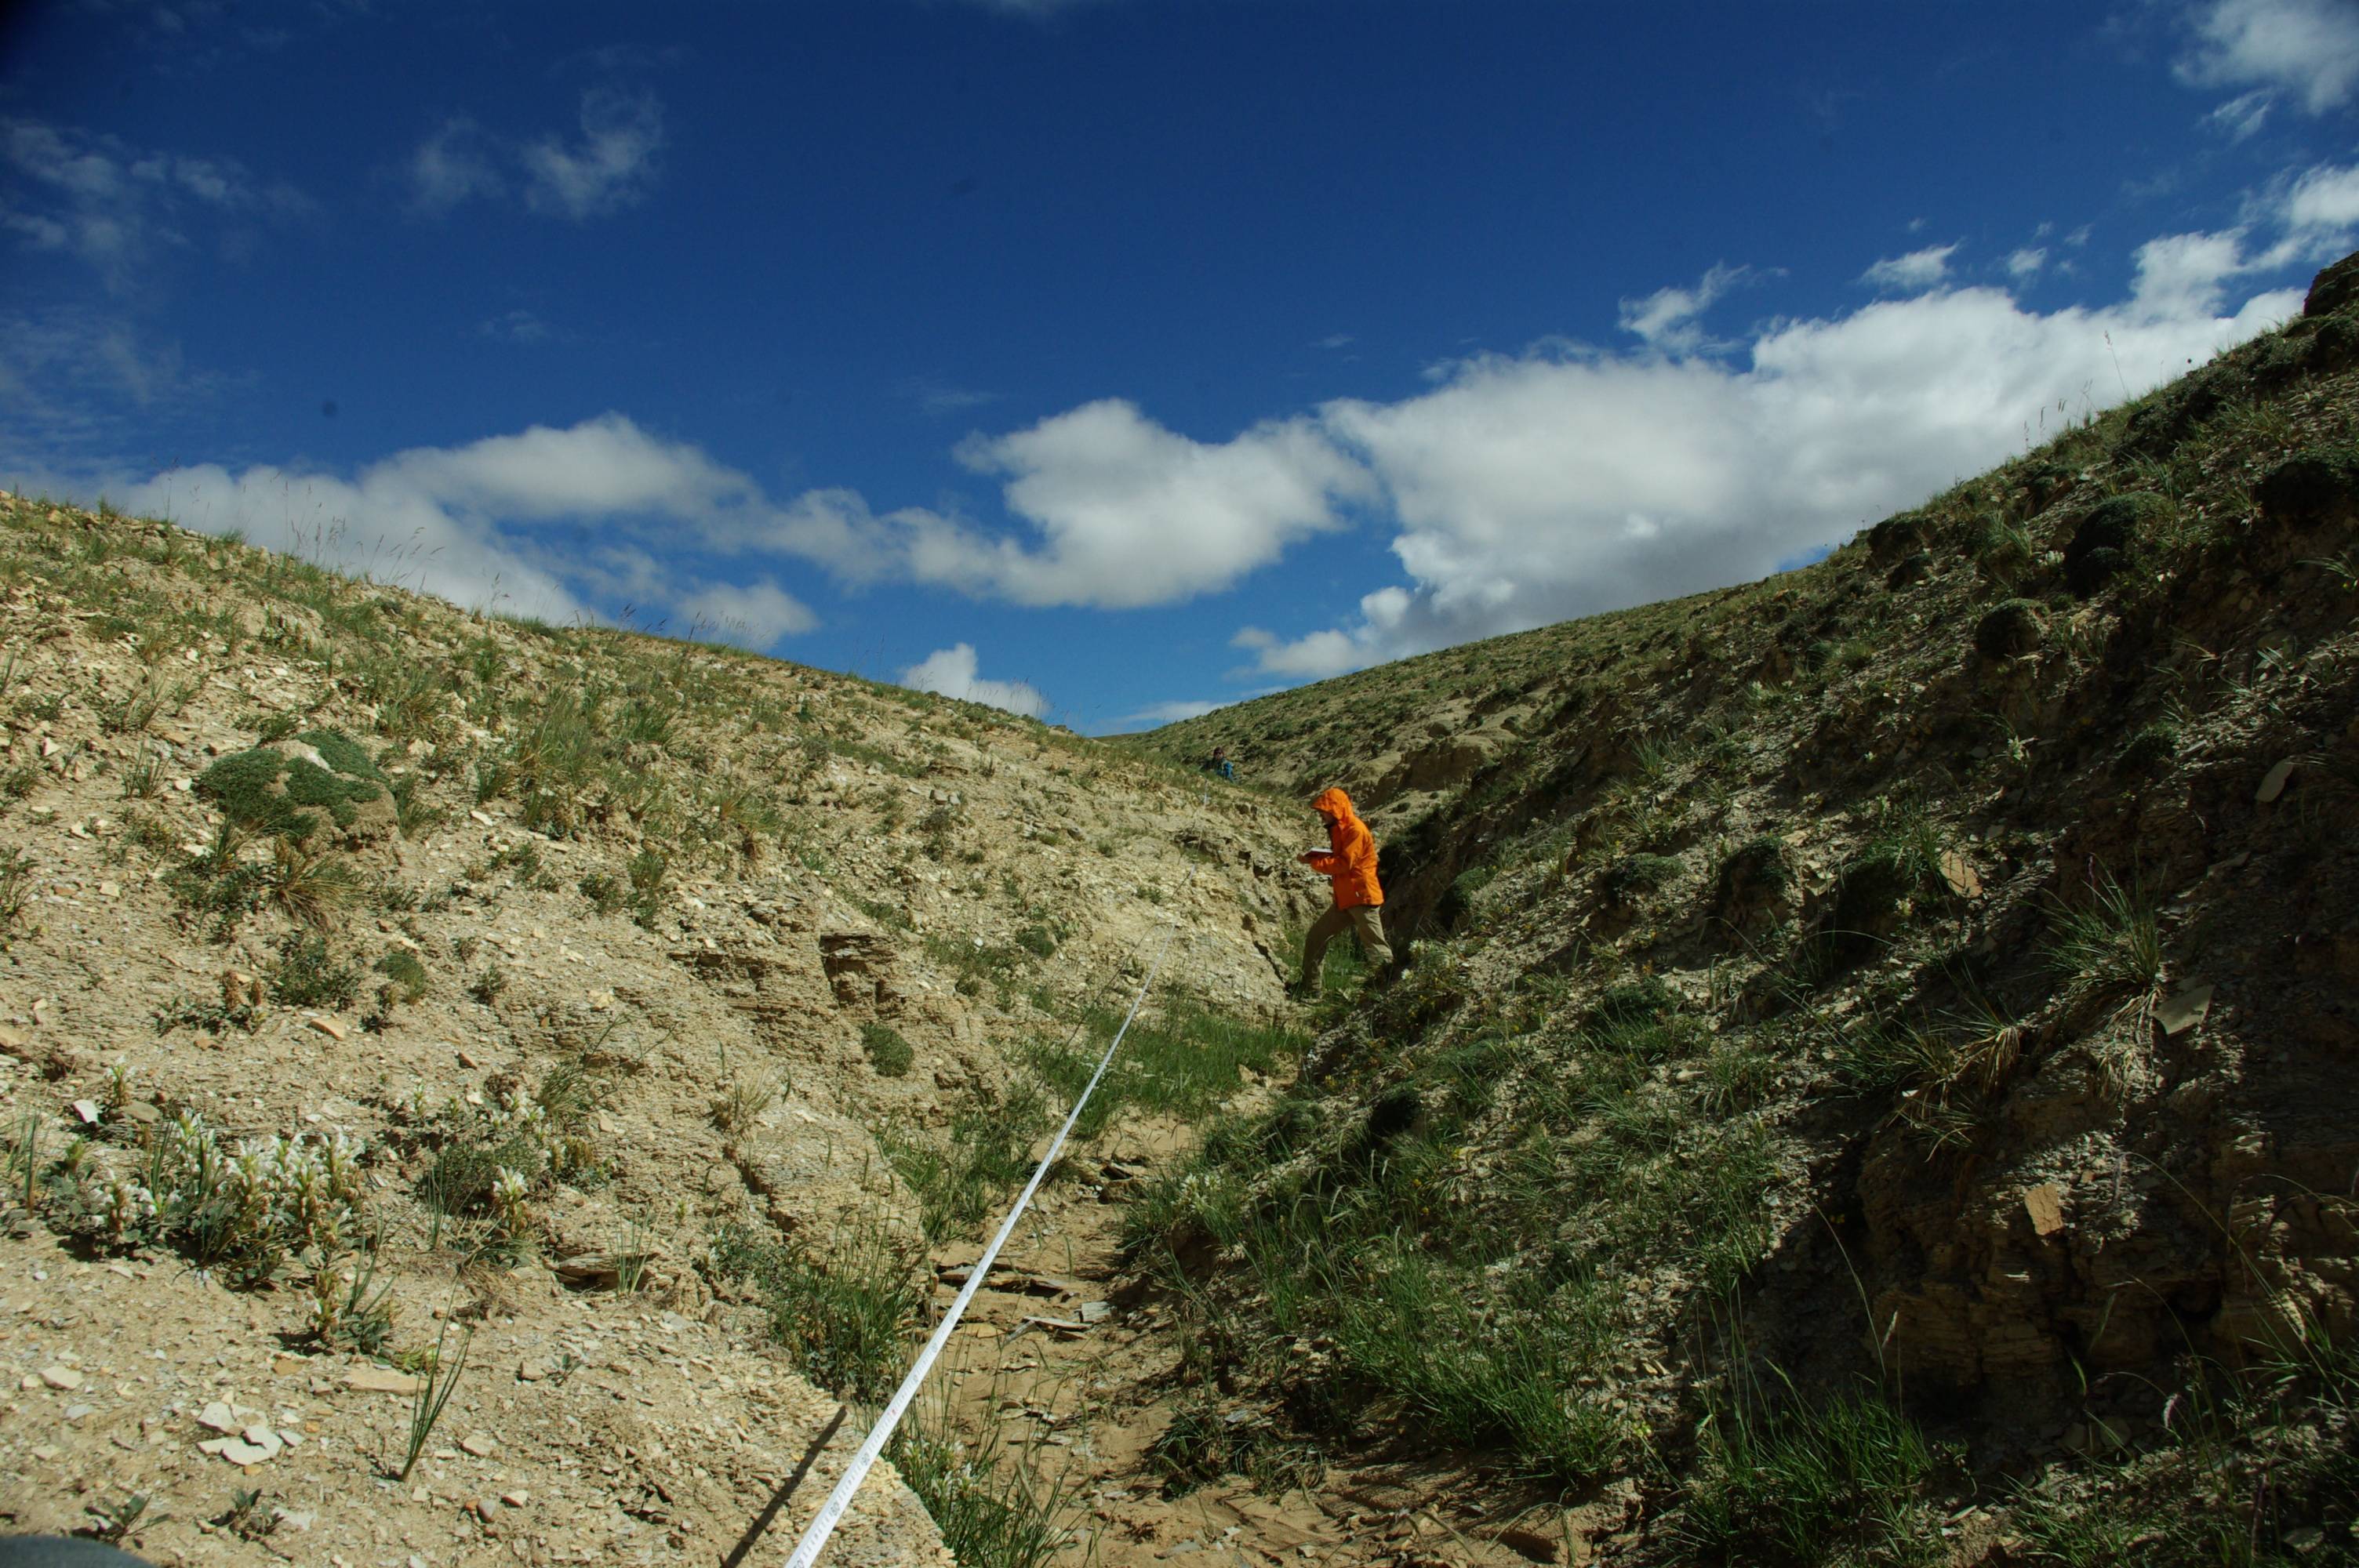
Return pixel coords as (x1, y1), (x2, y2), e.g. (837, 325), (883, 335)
(1300, 903), (1392, 985)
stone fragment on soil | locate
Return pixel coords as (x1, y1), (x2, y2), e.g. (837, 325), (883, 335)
(346, 1366), (423, 1395)
(2158, 985), (2215, 1036)
(460, 1432), (496, 1457)
(37, 1366), (82, 1391)
(2023, 1183), (2069, 1238)
(2257, 757), (2295, 804)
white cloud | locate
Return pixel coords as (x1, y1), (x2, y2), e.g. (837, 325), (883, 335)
(99, 414), (809, 643)
(1619, 262), (1749, 352)
(672, 403), (1372, 613)
(678, 579), (817, 646)
(522, 89), (663, 220)
(1234, 241), (2306, 681)
(117, 460), (591, 623)
(2178, 0), (2359, 114)
(900, 644), (1049, 717)
(1859, 244), (1958, 292)
(2203, 87), (2277, 139)
(0, 117), (305, 289)
(405, 118), (504, 215)
(1123, 699), (1229, 726)
(943, 399), (1374, 607)
(907, 376), (998, 415)
(402, 91), (664, 223)
(2006, 247), (2048, 279)
(2280, 160), (2359, 234)
(479, 308), (559, 345)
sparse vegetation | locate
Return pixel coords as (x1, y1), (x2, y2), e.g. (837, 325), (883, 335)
(862, 1020), (916, 1077)
(711, 1219), (925, 1403)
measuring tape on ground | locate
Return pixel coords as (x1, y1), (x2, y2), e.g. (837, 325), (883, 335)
(780, 916), (1183, 1568)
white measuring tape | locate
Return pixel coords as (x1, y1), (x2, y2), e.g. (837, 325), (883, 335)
(779, 918), (1183, 1568)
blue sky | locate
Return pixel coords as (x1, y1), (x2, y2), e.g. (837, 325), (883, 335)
(5, 1), (2357, 731)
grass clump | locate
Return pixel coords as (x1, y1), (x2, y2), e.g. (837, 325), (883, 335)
(267, 931), (362, 1011)
(880, 1081), (1055, 1244)
(710, 1220), (923, 1403)
(2044, 868), (2162, 1000)
(1025, 1000), (1302, 1142)
(373, 949), (428, 1004)
(889, 1389), (1076, 1568)
(1601, 853), (1681, 904)
(862, 1021), (915, 1077)
(1673, 1381), (1944, 1566)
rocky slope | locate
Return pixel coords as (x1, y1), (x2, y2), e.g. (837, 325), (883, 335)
(0, 499), (1321, 1566)
(1131, 252), (2359, 1562)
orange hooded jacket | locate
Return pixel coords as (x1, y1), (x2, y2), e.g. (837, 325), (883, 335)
(1303, 786), (1383, 909)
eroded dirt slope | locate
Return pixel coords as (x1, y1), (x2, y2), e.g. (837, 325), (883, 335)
(0, 495), (1318, 1565)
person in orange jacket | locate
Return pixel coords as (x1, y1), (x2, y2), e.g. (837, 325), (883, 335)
(1293, 786), (1393, 996)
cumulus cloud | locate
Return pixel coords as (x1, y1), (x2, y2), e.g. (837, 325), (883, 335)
(1233, 235), (2306, 681)
(523, 89), (664, 220)
(101, 413), (815, 647)
(1859, 244), (1957, 292)
(2006, 247), (2048, 279)
(941, 399), (1374, 607)
(900, 644), (1049, 717)
(2177, 0), (2359, 114)
(1619, 262), (1750, 352)
(678, 579), (817, 646)
(405, 118), (504, 216)
(1122, 698), (1229, 726)
(0, 117), (307, 289)
(402, 90), (663, 223)
(2279, 160), (2359, 234)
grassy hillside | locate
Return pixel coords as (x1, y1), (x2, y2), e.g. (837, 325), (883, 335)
(1127, 252), (2359, 1563)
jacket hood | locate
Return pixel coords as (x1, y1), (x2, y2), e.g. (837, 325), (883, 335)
(1310, 786), (1357, 822)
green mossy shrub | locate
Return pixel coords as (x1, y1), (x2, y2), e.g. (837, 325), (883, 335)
(2065, 493), (2168, 597)
(861, 1022), (914, 1078)
(1972, 599), (2046, 661)
(2255, 443), (2359, 532)
(1814, 841), (1934, 975)
(197, 728), (385, 840)
(2117, 720), (2182, 775)
(373, 949), (428, 1004)
(1714, 836), (1793, 917)
(267, 931), (362, 1011)
(1591, 975), (1677, 1029)
(2306, 312), (2359, 375)
(1601, 854), (1681, 906)
(2016, 459), (2074, 513)
(1865, 513), (1925, 564)
(2305, 249), (2359, 317)
(1968, 512), (2034, 584)
(1884, 550), (1933, 590)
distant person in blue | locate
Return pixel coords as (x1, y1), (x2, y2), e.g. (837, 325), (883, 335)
(1201, 746), (1236, 782)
